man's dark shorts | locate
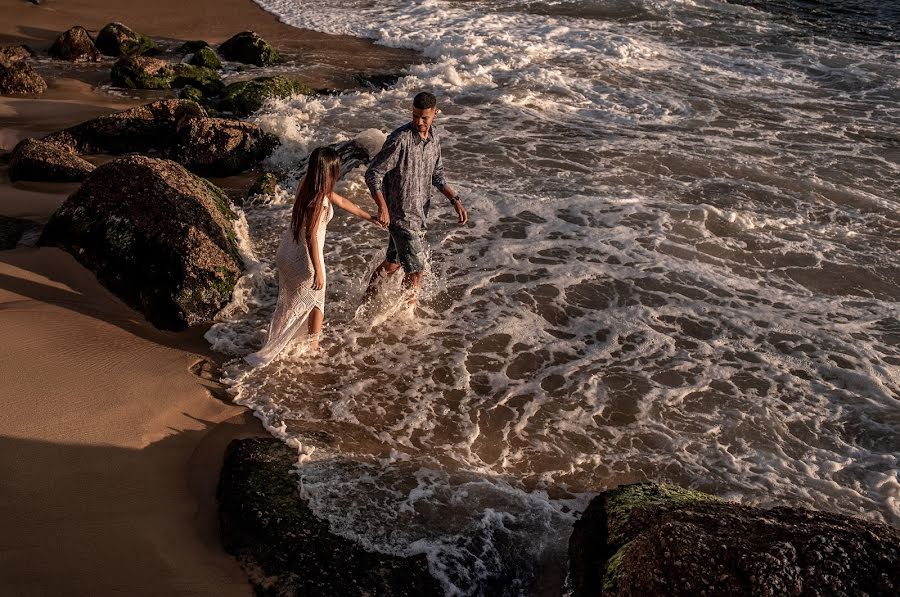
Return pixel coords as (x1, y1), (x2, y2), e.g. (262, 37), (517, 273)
(386, 224), (427, 274)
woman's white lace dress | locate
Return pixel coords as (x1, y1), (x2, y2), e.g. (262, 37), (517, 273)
(244, 199), (334, 366)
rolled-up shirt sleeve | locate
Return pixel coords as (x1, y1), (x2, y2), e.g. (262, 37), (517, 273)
(431, 148), (448, 194)
(365, 133), (403, 196)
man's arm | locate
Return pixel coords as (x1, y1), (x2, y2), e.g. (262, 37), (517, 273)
(432, 148), (468, 225)
(365, 133), (403, 226)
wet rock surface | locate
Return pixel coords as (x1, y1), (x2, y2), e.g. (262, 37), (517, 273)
(49, 26), (101, 62)
(246, 172), (279, 204)
(9, 138), (95, 182)
(218, 437), (442, 597)
(219, 76), (313, 117)
(39, 155), (243, 330)
(95, 21), (159, 57)
(0, 62), (47, 95)
(568, 482), (900, 597)
(168, 115), (279, 176)
(0, 45), (34, 66)
(188, 46), (222, 71)
(110, 55), (222, 93)
(218, 31), (280, 66)
(0, 216), (40, 250)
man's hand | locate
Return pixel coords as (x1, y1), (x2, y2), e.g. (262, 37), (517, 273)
(377, 205), (390, 227)
(453, 199), (468, 225)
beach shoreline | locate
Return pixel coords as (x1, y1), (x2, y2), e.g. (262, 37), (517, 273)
(0, 1), (419, 594)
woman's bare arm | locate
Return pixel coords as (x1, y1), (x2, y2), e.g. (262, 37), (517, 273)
(330, 193), (385, 227)
(306, 217), (325, 290)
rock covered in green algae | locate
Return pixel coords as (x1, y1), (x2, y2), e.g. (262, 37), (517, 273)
(188, 46), (222, 71)
(49, 26), (101, 62)
(39, 155), (243, 330)
(175, 40), (210, 55)
(218, 75), (313, 117)
(167, 115), (280, 176)
(217, 31), (280, 66)
(95, 22), (159, 57)
(111, 55), (222, 93)
(9, 138), (95, 182)
(246, 172), (279, 204)
(568, 482), (900, 597)
(217, 437), (442, 597)
(0, 62), (46, 95)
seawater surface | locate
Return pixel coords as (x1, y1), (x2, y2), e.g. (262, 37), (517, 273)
(206, 0), (900, 594)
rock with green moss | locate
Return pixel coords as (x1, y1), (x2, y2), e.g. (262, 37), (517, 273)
(176, 40), (210, 55)
(0, 62), (46, 95)
(217, 31), (280, 66)
(188, 46), (222, 70)
(95, 22), (159, 57)
(219, 76), (312, 117)
(110, 55), (174, 89)
(49, 26), (101, 62)
(9, 138), (95, 182)
(218, 437), (442, 596)
(568, 482), (900, 597)
(246, 172), (279, 204)
(39, 155), (242, 330)
(166, 116), (280, 176)
(42, 99), (206, 155)
(178, 85), (205, 105)
(171, 63), (223, 95)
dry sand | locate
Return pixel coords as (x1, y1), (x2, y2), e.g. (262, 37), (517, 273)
(0, 1), (418, 594)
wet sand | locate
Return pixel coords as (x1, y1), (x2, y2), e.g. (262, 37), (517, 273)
(0, 0), (417, 593)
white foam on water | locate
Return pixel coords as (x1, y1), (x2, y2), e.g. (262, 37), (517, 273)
(200, 0), (900, 593)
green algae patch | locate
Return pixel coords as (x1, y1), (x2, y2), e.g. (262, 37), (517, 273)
(219, 76), (313, 117)
(606, 483), (721, 545)
(601, 544), (629, 595)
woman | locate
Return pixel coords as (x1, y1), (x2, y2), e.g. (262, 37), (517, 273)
(244, 147), (384, 366)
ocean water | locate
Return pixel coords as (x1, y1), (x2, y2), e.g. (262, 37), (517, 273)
(206, 0), (900, 594)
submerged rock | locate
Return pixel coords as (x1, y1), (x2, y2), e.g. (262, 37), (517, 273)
(0, 62), (47, 95)
(49, 26), (101, 62)
(167, 116), (279, 176)
(218, 31), (280, 66)
(218, 437), (442, 596)
(188, 46), (222, 71)
(246, 172), (279, 204)
(568, 482), (900, 597)
(95, 22), (159, 57)
(9, 138), (95, 182)
(39, 155), (242, 330)
(42, 99), (207, 155)
(0, 45), (34, 66)
(353, 72), (403, 91)
(219, 75), (313, 117)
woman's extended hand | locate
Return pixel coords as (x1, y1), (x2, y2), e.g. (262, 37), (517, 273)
(370, 213), (388, 229)
(312, 269), (325, 290)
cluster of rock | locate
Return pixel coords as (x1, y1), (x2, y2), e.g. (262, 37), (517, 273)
(568, 482), (899, 596)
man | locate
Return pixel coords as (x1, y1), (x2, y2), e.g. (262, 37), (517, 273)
(363, 91), (468, 305)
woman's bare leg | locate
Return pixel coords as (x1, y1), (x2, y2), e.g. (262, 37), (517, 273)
(308, 307), (324, 350)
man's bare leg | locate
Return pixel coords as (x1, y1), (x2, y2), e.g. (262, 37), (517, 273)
(363, 260), (401, 303)
(401, 271), (423, 305)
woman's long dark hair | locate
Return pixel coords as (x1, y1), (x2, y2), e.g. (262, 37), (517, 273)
(290, 147), (341, 245)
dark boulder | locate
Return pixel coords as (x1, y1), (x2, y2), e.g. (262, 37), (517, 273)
(39, 155), (243, 330)
(568, 482), (900, 597)
(0, 216), (40, 250)
(246, 172), (278, 204)
(353, 72), (403, 91)
(49, 26), (101, 62)
(188, 46), (221, 71)
(0, 45), (34, 66)
(176, 40), (210, 55)
(166, 115), (279, 176)
(42, 99), (207, 155)
(9, 138), (95, 182)
(95, 22), (159, 57)
(111, 55), (222, 93)
(219, 75), (312, 117)
(217, 31), (280, 66)
(0, 62), (47, 95)
(218, 437), (442, 596)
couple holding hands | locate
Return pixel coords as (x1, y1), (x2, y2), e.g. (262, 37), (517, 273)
(244, 91), (468, 367)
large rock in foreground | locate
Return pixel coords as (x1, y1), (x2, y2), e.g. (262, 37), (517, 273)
(39, 156), (243, 330)
(9, 138), (95, 182)
(218, 31), (279, 66)
(95, 22), (159, 57)
(49, 26), (101, 62)
(568, 482), (900, 597)
(168, 116), (279, 176)
(218, 438), (442, 596)
(0, 62), (46, 95)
